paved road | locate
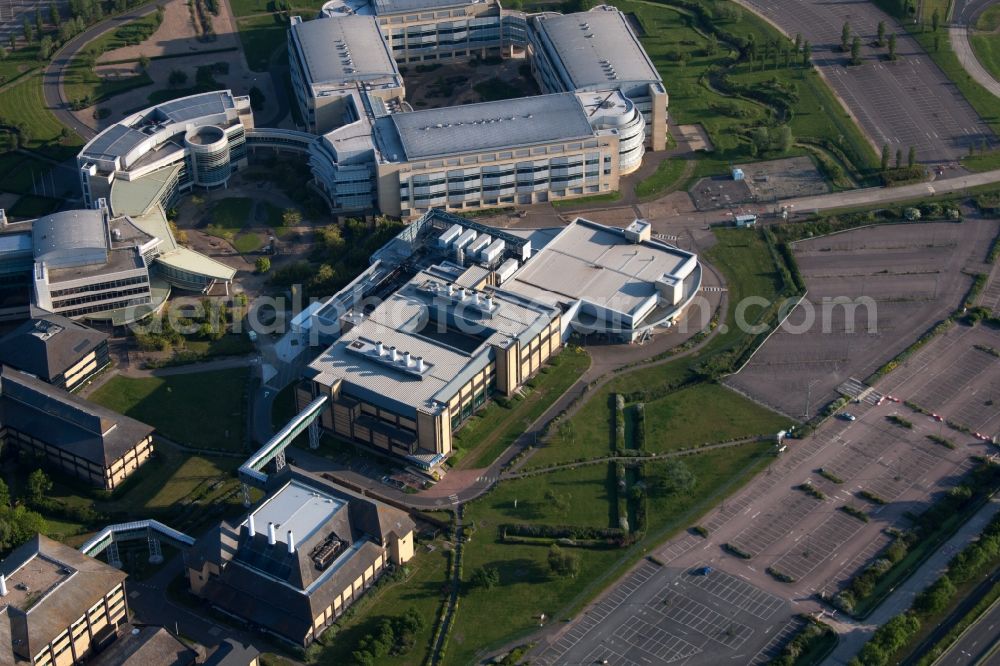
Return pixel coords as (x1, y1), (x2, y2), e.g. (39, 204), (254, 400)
(823, 499), (1000, 665)
(952, 0), (997, 24)
(949, 25), (1000, 98)
(934, 595), (1000, 666)
(41, 3), (161, 142)
(732, 0), (995, 163)
(782, 166), (1000, 212)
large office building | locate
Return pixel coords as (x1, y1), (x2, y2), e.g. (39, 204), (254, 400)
(0, 311), (110, 391)
(300, 210), (700, 469)
(284, 4), (665, 218)
(0, 534), (129, 666)
(0, 366), (155, 490)
(186, 469), (415, 647)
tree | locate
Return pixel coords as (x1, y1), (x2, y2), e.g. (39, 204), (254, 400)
(915, 575), (955, 614)
(472, 565), (500, 589)
(908, 146), (916, 167)
(27, 469), (52, 504)
(705, 32), (718, 56)
(841, 21), (851, 52)
(39, 35), (53, 60)
(877, 20), (886, 46)
(281, 208), (302, 226)
(881, 143), (891, 171)
(931, 8), (939, 31)
(544, 488), (570, 513)
(850, 36), (862, 65)
(547, 544), (580, 578)
(654, 459), (697, 496)
(23, 19), (33, 44)
(774, 125), (793, 153)
(138, 55), (150, 70)
(35, 10), (43, 34)
(746, 33), (757, 60)
(802, 40), (812, 67)
(9, 34), (16, 51)
(888, 33), (898, 60)
(750, 126), (771, 156)
(168, 69), (188, 87)
(255, 256), (271, 273)
(50, 3), (60, 26)
(895, 147), (902, 169)
(0, 479), (9, 508)
(933, 34), (940, 51)
(794, 32), (802, 52)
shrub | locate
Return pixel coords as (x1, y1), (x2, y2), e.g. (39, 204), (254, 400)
(840, 505), (870, 522)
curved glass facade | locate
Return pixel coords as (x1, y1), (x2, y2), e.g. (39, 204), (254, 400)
(185, 126), (232, 187)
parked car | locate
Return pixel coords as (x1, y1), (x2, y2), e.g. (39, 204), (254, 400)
(841, 412), (857, 421)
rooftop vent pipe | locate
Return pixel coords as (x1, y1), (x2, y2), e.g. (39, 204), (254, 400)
(267, 522), (276, 546)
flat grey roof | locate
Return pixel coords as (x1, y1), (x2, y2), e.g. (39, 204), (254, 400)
(292, 16), (398, 88)
(505, 219), (696, 317)
(32, 209), (107, 260)
(372, 0), (477, 15)
(251, 479), (346, 544)
(155, 90), (235, 123)
(80, 123), (150, 162)
(387, 92), (594, 160)
(534, 8), (661, 90)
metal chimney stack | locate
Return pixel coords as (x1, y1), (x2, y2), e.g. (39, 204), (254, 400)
(247, 513), (255, 537)
(403, 351), (411, 366)
(0, 574), (7, 597)
(287, 531), (295, 554)
(267, 522), (276, 546)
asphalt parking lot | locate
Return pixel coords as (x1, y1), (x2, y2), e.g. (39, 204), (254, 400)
(726, 219), (998, 419)
(548, 565), (792, 666)
(733, 0), (995, 163)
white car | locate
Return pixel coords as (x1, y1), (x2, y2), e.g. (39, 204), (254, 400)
(841, 412), (857, 422)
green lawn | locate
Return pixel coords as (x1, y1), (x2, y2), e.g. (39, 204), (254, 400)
(610, 0), (876, 175)
(978, 4), (1000, 31)
(313, 539), (451, 666)
(185, 333), (255, 357)
(88, 368), (249, 452)
(970, 31), (1000, 87)
(473, 77), (525, 102)
(235, 13), (289, 72)
(63, 52), (153, 107)
(473, 464), (616, 530)
(642, 383), (791, 452)
(0, 75), (82, 160)
(0, 152), (67, 196)
(210, 197), (254, 228)
(452, 347), (590, 469)
(635, 158), (688, 199)
(962, 149), (1000, 172)
(233, 231), (265, 253)
(447, 442), (773, 665)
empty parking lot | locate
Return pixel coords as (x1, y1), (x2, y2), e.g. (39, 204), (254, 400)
(734, 0), (995, 163)
(727, 220), (997, 419)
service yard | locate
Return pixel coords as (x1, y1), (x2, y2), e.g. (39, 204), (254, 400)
(726, 219), (998, 419)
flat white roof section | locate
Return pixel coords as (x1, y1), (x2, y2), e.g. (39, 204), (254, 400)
(505, 219), (694, 319)
(251, 480), (345, 544)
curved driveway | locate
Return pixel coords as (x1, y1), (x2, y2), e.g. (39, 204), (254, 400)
(949, 0), (1000, 99)
(42, 4), (162, 142)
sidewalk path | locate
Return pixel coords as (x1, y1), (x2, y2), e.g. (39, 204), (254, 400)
(822, 498), (1000, 665)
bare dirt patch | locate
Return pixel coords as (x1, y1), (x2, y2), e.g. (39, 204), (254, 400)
(676, 123), (714, 152)
(725, 219), (999, 419)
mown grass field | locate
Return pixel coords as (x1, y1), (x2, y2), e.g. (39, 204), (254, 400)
(970, 30), (1000, 86)
(0, 75), (82, 160)
(89, 368), (249, 451)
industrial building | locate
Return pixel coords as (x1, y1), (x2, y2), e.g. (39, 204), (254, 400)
(186, 469), (415, 647)
(0, 534), (129, 666)
(0, 366), (155, 490)
(0, 311), (109, 391)
(300, 210), (699, 468)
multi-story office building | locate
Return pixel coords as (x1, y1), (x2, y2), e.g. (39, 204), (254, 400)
(528, 6), (668, 149)
(0, 534), (129, 666)
(288, 14), (405, 134)
(301, 210), (700, 469)
(319, 0), (508, 64)
(187, 469), (415, 647)
(0, 311), (110, 391)
(0, 367), (155, 490)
